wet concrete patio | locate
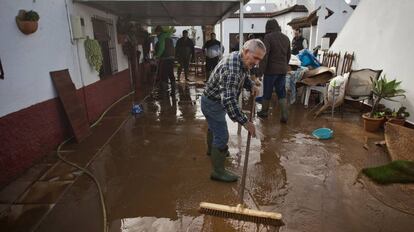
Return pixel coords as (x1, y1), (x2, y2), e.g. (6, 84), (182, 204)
(1, 76), (414, 232)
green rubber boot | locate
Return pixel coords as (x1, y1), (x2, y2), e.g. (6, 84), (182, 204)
(206, 130), (213, 156)
(257, 100), (270, 118)
(206, 130), (229, 157)
(210, 147), (238, 182)
(279, 98), (288, 123)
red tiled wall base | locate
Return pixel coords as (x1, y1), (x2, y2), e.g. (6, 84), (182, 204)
(0, 69), (131, 186)
(82, 70), (132, 122)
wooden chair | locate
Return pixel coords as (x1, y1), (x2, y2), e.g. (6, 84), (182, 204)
(190, 52), (205, 78)
(344, 68), (382, 106)
(321, 51), (340, 74)
(321, 51), (332, 66)
(195, 53), (206, 77)
(340, 52), (354, 75)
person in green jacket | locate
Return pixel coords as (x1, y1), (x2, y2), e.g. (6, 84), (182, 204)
(154, 26), (175, 93)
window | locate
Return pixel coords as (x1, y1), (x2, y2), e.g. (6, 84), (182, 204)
(91, 17), (118, 78)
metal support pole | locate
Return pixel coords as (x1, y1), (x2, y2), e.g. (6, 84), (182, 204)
(220, 21), (223, 46)
(237, 0), (244, 135)
(239, 0), (244, 51)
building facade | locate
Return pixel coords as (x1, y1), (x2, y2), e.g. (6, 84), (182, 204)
(0, 0), (131, 185)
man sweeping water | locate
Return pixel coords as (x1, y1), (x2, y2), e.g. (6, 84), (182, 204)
(200, 40), (283, 226)
(201, 39), (265, 182)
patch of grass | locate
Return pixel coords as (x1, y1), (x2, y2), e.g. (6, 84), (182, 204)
(362, 160), (414, 184)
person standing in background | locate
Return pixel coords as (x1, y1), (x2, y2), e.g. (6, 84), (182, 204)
(154, 26), (175, 94)
(230, 35), (240, 52)
(203, 33), (224, 82)
(291, 28), (308, 55)
(257, 19), (291, 123)
(175, 30), (195, 81)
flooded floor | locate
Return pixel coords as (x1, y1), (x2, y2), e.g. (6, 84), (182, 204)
(1, 76), (414, 232)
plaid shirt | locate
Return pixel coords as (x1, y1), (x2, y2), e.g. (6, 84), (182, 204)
(203, 51), (253, 125)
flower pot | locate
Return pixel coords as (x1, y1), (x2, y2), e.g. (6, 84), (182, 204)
(16, 19), (38, 35)
(387, 117), (405, 126)
(362, 113), (385, 132)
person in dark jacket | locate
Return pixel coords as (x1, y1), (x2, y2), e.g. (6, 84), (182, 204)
(257, 19), (291, 123)
(203, 33), (224, 82)
(291, 29), (308, 55)
(230, 35), (240, 52)
(175, 30), (195, 81)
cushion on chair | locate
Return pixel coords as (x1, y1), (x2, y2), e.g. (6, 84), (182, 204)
(345, 69), (382, 97)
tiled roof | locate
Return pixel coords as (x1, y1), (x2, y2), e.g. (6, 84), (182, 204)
(288, 6), (320, 29)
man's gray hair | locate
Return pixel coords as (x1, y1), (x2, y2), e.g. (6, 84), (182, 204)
(243, 39), (266, 54)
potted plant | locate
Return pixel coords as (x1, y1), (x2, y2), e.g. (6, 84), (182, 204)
(362, 75), (405, 132)
(16, 10), (40, 35)
(84, 38), (103, 73)
(385, 106), (410, 126)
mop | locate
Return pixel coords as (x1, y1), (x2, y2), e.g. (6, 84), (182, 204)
(199, 95), (283, 226)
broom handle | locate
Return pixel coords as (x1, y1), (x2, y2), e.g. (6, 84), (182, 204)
(239, 95), (256, 204)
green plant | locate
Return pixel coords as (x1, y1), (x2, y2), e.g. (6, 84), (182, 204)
(24, 10), (39, 21)
(161, 26), (176, 34)
(372, 111), (385, 118)
(387, 106), (410, 119)
(369, 75), (406, 117)
(84, 38), (103, 72)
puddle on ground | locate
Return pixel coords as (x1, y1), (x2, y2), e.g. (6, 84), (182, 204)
(3, 80), (414, 232)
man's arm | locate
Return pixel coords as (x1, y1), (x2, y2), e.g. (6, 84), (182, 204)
(175, 39), (181, 58)
(243, 76), (253, 91)
(258, 35), (270, 76)
(191, 40), (195, 60)
(287, 37), (291, 64)
(155, 34), (167, 58)
(221, 70), (248, 125)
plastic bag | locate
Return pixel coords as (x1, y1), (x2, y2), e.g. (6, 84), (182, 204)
(298, 49), (320, 68)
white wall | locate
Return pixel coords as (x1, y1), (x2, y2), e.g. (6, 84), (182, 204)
(315, 0), (354, 46)
(219, 18), (268, 55)
(330, 0), (414, 122)
(0, 0), (128, 117)
(269, 0), (307, 10)
(72, 3), (128, 85)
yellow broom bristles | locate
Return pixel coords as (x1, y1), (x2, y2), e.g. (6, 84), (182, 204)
(199, 202), (282, 220)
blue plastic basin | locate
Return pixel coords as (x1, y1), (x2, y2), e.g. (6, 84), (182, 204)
(312, 128), (333, 140)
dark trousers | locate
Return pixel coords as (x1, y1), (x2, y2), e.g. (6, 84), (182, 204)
(177, 56), (190, 79)
(263, 74), (286, 100)
(158, 59), (175, 90)
(205, 56), (219, 80)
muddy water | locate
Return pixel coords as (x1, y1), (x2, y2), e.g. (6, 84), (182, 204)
(25, 81), (414, 232)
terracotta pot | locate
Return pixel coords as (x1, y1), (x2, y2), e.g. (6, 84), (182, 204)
(362, 113), (385, 132)
(387, 117), (405, 126)
(16, 19), (38, 35)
